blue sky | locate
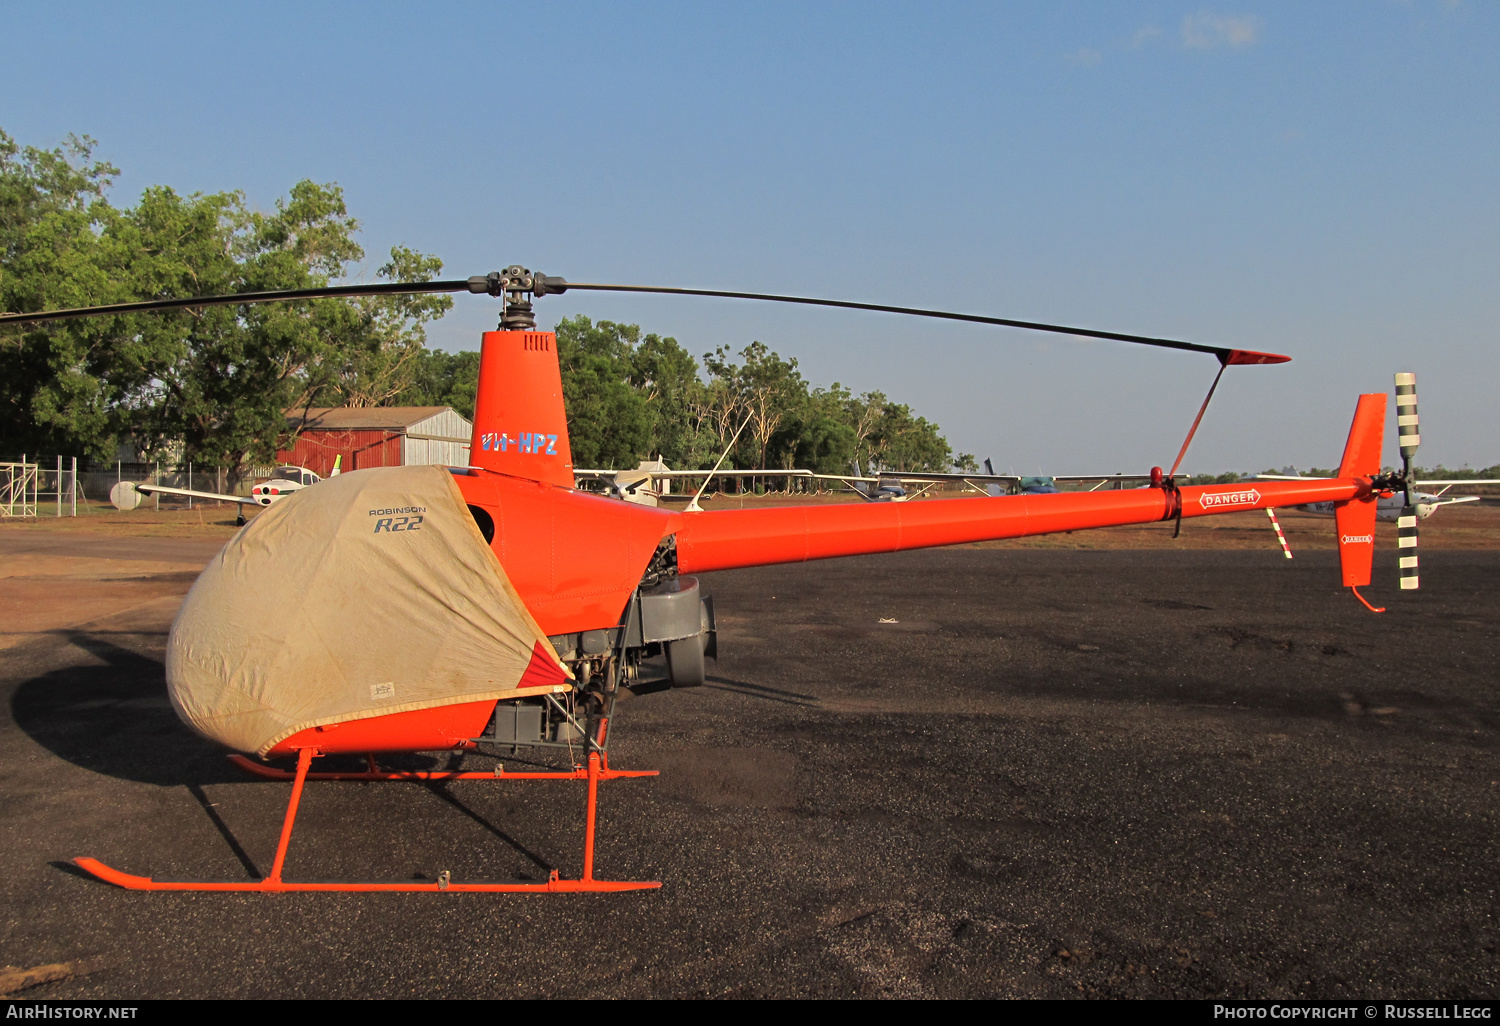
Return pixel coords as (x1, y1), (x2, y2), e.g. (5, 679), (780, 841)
(4, 1), (1495, 471)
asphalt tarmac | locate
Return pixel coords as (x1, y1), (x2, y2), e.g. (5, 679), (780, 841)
(1, 540), (1496, 998)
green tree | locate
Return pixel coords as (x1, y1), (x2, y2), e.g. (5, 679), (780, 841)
(555, 316), (656, 469)
(856, 393), (952, 473)
(0, 128), (449, 477)
(100, 181), (447, 481)
(401, 348), (481, 420)
(703, 341), (807, 470)
(629, 328), (707, 466)
(326, 246), (454, 409)
(0, 130), (120, 454)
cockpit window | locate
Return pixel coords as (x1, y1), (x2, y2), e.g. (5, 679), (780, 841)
(271, 467), (301, 482)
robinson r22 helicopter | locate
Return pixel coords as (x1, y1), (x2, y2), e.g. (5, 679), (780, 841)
(0, 267), (1431, 894)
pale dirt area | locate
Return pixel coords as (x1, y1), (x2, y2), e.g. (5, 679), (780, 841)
(0, 508), (238, 651)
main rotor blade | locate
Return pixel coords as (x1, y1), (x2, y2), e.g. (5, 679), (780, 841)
(1, 271), (1292, 366)
(0, 280), (474, 326)
(558, 282), (1289, 365)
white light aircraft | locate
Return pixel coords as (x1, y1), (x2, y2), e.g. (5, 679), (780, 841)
(110, 458), (340, 525)
(1257, 470), (1498, 522)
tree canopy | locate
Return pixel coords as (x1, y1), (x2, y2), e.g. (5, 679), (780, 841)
(1, 128), (961, 480)
(554, 316), (955, 474)
(0, 130), (449, 473)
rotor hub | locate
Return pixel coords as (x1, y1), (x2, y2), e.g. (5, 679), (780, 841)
(467, 266), (569, 330)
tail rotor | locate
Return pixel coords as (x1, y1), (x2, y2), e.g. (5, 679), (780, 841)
(1394, 373), (1420, 591)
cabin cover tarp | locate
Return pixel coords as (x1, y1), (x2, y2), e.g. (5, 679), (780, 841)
(166, 465), (570, 757)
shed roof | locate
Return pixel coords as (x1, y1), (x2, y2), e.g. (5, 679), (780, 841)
(286, 407), (461, 432)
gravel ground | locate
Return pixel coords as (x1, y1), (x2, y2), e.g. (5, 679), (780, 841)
(1, 539), (1496, 999)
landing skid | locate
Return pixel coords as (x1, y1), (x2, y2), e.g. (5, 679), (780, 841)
(73, 748), (660, 894)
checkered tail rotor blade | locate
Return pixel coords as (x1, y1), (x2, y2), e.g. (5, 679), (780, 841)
(1394, 372), (1420, 591)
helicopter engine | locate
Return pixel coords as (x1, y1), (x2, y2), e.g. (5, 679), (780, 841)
(480, 534), (716, 750)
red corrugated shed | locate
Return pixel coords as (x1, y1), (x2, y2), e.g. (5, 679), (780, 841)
(276, 407), (468, 476)
(277, 429), (402, 476)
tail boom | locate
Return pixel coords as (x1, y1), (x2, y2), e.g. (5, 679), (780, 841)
(676, 477), (1369, 574)
(674, 391), (1384, 581)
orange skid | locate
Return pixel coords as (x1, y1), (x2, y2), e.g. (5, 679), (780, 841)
(69, 860), (658, 893)
(227, 753), (657, 783)
(73, 748), (659, 895)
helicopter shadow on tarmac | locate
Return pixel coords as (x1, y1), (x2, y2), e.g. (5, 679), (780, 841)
(8, 629), (559, 880)
(8, 630), (232, 787)
(620, 672), (820, 709)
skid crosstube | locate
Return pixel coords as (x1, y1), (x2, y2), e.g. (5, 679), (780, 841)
(72, 747), (660, 894)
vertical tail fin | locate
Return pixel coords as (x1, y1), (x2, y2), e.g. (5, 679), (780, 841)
(1334, 393), (1386, 589)
(1337, 393), (1386, 479)
(469, 330), (576, 488)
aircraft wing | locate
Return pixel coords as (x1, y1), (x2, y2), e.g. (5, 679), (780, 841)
(574, 468), (818, 479)
(875, 471), (1019, 484)
(645, 469), (817, 479)
(135, 483), (261, 507)
(1258, 475), (1497, 486)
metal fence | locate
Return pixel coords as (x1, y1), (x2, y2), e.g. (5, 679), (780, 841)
(81, 462), (260, 510)
(0, 456), (80, 518)
(0, 456), (273, 517)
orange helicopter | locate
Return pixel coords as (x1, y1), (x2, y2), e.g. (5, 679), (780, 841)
(0, 267), (1424, 895)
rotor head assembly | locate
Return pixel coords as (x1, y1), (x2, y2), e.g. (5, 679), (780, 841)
(466, 266), (570, 330)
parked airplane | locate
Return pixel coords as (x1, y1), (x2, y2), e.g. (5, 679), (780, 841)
(833, 460), (1167, 502)
(110, 458), (341, 525)
(580, 457), (1173, 507)
(1257, 469), (1498, 522)
(574, 463), (821, 507)
(1260, 471), (1494, 522)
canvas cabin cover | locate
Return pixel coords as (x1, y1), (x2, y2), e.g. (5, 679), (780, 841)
(166, 465), (570, 757)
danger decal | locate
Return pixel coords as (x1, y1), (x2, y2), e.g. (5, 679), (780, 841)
(1198, 488), (1261, 510)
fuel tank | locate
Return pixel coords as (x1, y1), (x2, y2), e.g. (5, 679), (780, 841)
(455, 469), (681, 636)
